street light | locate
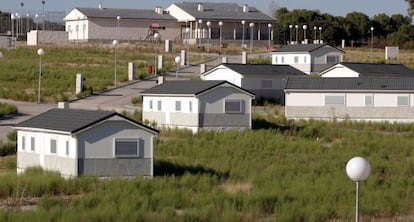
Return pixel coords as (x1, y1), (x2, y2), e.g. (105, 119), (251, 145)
(370, 27), (374, 61)
(218, 21), (223, 54)
(0, 51), (3, 59)
(313, 26), (317, 43)
(185, 27), (190, 65)
(112, 39), (118, 88)
(249, 22), (254, 53)
(206, 21), (211, 53)
(346, 157), (371, 222)
(116, 16), (121, 41)
(295, 25), (299, 44)
(198, 19), (203, 47)
(37, 48), (45, 104)
(42, 1), (46, 30)
(319, 27), (322, 43)
(303, 25), (307, 43)
(154, 33), (160, 75)
(174, 56), (181, 79)
(289, 24), (293, 44)
(35, 14), (39, 30)
(267, 23), (272, 51)
(241, 20), (246, 48)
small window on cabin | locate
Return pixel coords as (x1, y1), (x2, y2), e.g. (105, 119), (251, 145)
(325, 95), (345, 105)
(189, 101), (192, 112)
(397, 96), (409, 106)
(149, 100), (153, 110)
(281, 56), (285, 63)
(50, 139), (57, 154)
(31, 137), (35, 151)
(66, 141), (69, 156)
(225, 100), (242, 113)
(175, 101), (181, 111)
(304, 56), (307, 64)
(274, 56), (278, 64)
(294, 56), (299, 63)
(22, 136), (25, 150)
(327, 55), (339, 64)
(114, 139), (144, 158)
(262, 80), (272, 89)
(157, 100), (162, 111)
(365, 95), (373, 106)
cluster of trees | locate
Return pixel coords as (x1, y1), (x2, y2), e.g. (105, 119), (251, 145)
(273, 8), (414, 48)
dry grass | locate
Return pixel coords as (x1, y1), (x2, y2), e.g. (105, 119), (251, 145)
(343, 47), (414, 68)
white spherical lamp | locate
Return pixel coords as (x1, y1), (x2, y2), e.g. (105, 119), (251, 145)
(37, 48), (45, 56)
(346, 157), (371, 182)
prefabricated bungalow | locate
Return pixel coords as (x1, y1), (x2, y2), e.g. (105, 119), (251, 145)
(14, 108), (158, 178)
(320, 62), (414, 78)
(285, 77), (414, 122)
(140, 80), (255, 133)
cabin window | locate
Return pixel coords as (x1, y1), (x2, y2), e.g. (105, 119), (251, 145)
(225, 99), (242, 113)
(175, 101), (181, 111)
(325, 95), (345, 105)
(397, 96), (409, 106)
(262, 80), (272, 89)
(327, 55), (339, 64)
(157, 100), (162, 111)
(189, 101), (192, 112)
(149, 100), (153, 110)
(274, 56), (278, 64)
(115, 139), (143, 158)
(281, 56), (285, 63)
(66, 141), (69, 156)
(50, 139), (57, 154)
(21, 136), (25, 150)
(365, 95), (373, 106)
(304, 56), (307, 63)
(31, 137), (35, 151)
(294, 56), (299, 63)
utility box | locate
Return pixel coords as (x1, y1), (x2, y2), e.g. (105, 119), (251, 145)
(158, 55), (164, 71)
(242, 51), (248, 64)
(128, 62), (136, 80)
(165, 40), (173, 53)
(222, 57), (227, 64)
(385, 46), (399, 60)
(76, 73), (85, 94)
(181, 50), (186, 66)
(200, 64), (206, 74)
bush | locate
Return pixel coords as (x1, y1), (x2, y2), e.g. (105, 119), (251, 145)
(0, 102), (18, 117)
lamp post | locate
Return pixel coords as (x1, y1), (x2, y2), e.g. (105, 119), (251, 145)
(42, 1), (46, 30)
(249, 22), (254, 53)
(174, 56), (181, 79)
(218, 21), (223, 54)
(206, 21), (211, 53)
(15, 13), (19, 39)
(37, 48), (44, 104)
(198, 19), (203, 47)
(11, 14), (15, 47)
(185, 27), (190, 65)
(346, 157), (371, 222)
(154, 33), (160, 75)
(302, 25), (307, 43)
(319, 27), (322, 43)
(35, 14), (39, 30)
(295, 25), (298, 44)
(313, 26), (317, 43)
(241, 20), (246, 48)
(112, 40), (118, 88)
(289, 24), (293, 44)
(267, 23), (272, 51)
(370, 27), (374, 61)
(0, 51), (3, 60)
(116, 15), (121, 41)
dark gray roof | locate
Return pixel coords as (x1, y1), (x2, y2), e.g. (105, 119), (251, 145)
(220, 63), (306, 76)
(339, 62), (414, 77)
(140, 80), (254, 96)
(14, 108), (158, 134)
(173, 2), (275, 21)
(285, 77), (414, 91)
(275, 44), (344, 53)
(76, 7), (175, 20)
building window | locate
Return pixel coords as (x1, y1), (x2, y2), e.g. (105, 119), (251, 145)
(294, 56), (299, 63)
(262, 80), (272, 89)
(274, 56), (278, 64)
(325, 95), (345, 105)
(115, 139), (143, 158)
(327, 55), (339, 64)
(149, 100), (153, 110)
(365, 95), (373, 106)
(304, 56), (307, 64)
(22, 136), (25, 150)
(189, 101), (192, 112)
(66, 141), (69, 156)
(397, 96), (409, 106)
(50, 139), (57, 154)
(157, 100), (162, 111)
(281, 56), (284, 63)
(31, 137), (35, 151)
(175, 101), (181, 111)
(225, 99), (242, 113)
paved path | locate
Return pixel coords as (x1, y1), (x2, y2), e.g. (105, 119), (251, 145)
(0, 52), (271, 141)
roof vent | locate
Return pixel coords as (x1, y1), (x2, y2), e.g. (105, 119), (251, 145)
(155, 6), (164, 15)
(242, 4), (249, 13)
(197, 3), (204, 12)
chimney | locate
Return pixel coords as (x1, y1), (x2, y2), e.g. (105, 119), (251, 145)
(197, 3), (204, 12)
(155, 6), (163, 15)
(242, 4), (249, 13)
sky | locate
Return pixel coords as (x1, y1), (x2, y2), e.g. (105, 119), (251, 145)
(0, 0), (410, 17)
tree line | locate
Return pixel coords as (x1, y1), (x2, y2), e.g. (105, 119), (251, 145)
(273, 7), (414, 48)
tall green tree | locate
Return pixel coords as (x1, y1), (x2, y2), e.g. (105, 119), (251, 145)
(406, 0), (414, 16)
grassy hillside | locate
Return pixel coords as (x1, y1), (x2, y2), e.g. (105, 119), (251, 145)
(0, 108), (414, 221)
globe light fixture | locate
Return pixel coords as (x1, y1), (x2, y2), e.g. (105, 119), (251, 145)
(174, 56), (181, 79)
(37, 48), (45, 103)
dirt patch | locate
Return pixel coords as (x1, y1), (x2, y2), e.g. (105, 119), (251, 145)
(221, 181), (253, 195)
